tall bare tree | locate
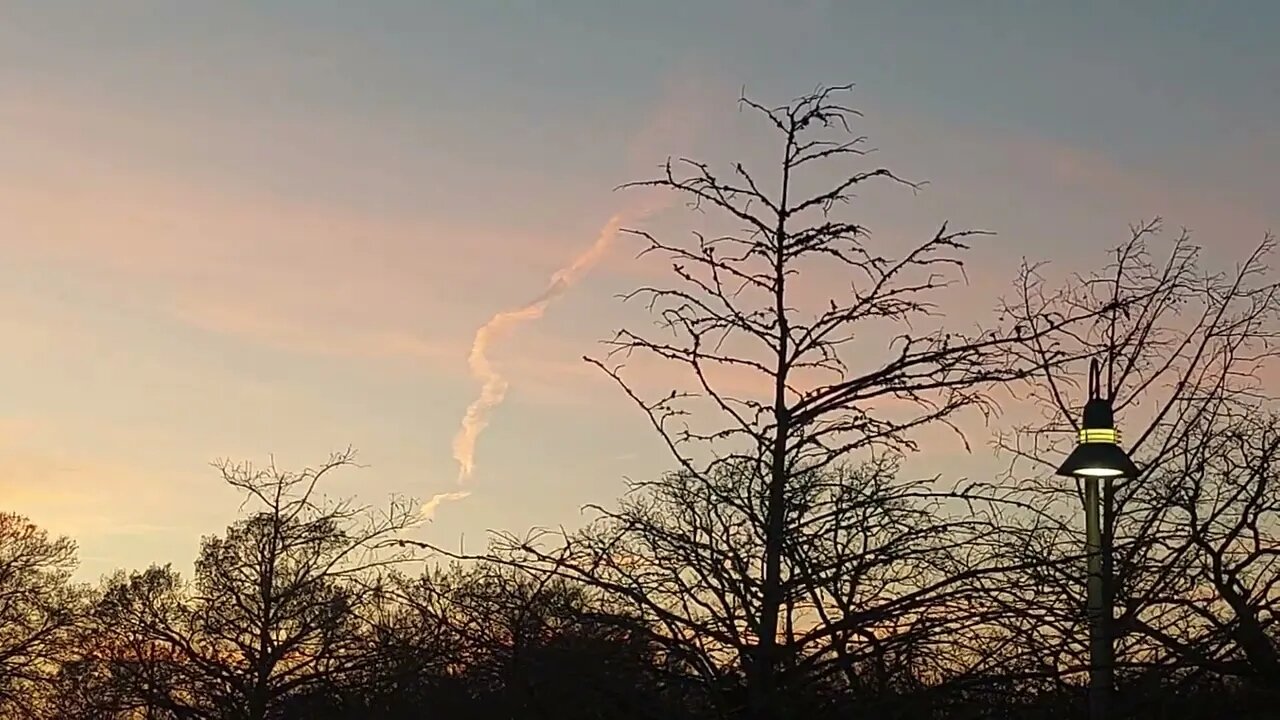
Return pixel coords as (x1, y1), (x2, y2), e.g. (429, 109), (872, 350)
(476, 85), (1127, 720)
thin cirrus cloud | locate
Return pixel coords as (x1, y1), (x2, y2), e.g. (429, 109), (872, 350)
(1023, 137), (1273, 239)
(6, 93), (1270, 370)
(1, 71), (724, 372)
(168, 299), (464, 369)
(0, 147), (583, 426)
(9, 64), (1268, 402)
(2, 82), (630, 331)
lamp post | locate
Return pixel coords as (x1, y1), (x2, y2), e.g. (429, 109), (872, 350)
(1055, 359), (1138, 720)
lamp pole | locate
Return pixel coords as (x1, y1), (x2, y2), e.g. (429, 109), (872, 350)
(1056, 358), (1136, 720)
(1084, 475), (1113, 720)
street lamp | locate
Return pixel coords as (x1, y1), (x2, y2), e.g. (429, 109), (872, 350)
(1056, 359), (1138, 720)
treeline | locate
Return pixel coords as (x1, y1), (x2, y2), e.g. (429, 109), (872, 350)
(2, 86), (1278, 719)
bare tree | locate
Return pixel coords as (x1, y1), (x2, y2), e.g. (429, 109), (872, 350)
(993, 222), (1280, 708)
(336, 567), (470, 716)
(471, 85), (1126, 720)
(1153, 405), (1280, 686)
(0, 513), (85, 717)
(89, 449), (420, 720)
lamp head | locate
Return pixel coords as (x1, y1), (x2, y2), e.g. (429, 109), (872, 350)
(1055, 396), (1139, 479)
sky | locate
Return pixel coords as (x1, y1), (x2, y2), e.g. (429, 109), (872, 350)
(1, 1), (1276, 580)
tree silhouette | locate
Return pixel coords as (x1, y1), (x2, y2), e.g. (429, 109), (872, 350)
(7, 84), (1278, 720)
(441, 564), (674, 719)
(467, 84), (1144, 720)
(1154, 407), (1280, 687)
(0, 513), (85, 716)
(82, 449), (419, 720)
(993, 222), (1280, 713)
(272, 564), (686, 720)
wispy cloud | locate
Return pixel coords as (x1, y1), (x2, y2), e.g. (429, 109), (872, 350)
(169, 299), (464, 366)
(423, 73), (720, 519)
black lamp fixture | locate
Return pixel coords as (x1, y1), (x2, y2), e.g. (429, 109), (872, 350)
(1055, 359), (1139, 479)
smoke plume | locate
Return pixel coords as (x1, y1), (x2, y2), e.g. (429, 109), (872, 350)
(421, 214), (627, 518)
(421, 72), (713, 520)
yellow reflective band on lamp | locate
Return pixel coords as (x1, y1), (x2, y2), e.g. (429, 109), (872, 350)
(1078, 428), (1119, 444)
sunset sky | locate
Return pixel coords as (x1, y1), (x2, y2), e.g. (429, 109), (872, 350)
(1, 1), (1276, 580)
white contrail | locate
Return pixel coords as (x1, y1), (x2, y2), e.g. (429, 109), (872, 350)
(421, 72), (713, 520)
(422, 213), (627, 518)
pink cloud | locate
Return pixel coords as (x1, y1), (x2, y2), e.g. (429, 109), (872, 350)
(0, 77), (746, 421)
(168, 298), (464, 367)
(995, 132), (1274, 244)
